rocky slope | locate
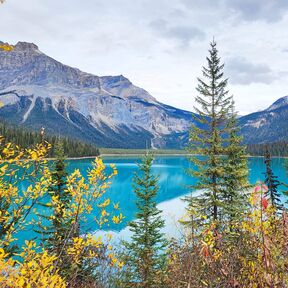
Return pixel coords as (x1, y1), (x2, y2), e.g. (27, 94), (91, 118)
(0, 41), (192, 149)
(239, 96), (288, 144)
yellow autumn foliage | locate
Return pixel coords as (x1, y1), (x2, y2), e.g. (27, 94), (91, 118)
(0, 135), (123, 287)
(0, 244), (65, 288)
(0, 44), (13, 51)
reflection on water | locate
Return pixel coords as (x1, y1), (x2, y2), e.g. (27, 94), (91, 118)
(16, 156), (288, 244)
(93, 196), (189, 243)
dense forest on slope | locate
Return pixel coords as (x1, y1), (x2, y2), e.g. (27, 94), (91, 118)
(247, 141), (288, 156)
(0, 121), (100, 157)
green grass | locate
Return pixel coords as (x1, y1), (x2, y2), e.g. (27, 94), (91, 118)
(99, 148), (187, 155)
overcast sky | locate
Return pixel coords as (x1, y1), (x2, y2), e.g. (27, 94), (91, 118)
(1, 0), (288, 115)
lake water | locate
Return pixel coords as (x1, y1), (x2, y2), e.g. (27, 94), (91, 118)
(16, 156), (288, 244)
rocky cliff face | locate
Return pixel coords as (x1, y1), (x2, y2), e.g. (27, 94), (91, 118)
(0, 41), (192, 148)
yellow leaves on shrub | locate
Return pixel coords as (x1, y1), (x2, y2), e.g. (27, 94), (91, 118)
(98, 198), (110, 208)
(0, 248), (17, 285)
(67, 234), (103, 265)
(0, 244), (65, 288)
(113, 202), (120, 210)
(112, 213), (125, 224)
(238, 185), (288, 286)
(0, 44), (14, 51)
(64, 157), (120, 228)
(0, 136), (124, 286)
(26, 142), (51, 162)
(107, 252), (124, 269)
(2, 144), (15, 158)
(0, 136), (51, 249)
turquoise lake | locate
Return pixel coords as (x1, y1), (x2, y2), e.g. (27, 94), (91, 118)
(17, 156), (288, 244)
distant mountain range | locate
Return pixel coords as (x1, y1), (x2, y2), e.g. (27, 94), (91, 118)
(0, 41), (287, 148)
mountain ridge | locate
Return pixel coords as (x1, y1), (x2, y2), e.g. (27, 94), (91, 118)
(266, 95), (288, 111)
(239, 95), (288, 144)
(0, 41), (192, 149)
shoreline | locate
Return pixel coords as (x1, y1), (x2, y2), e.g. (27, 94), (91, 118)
(60, 154), (189, 160)
(9, 154), (287, 162)
(60, 154), (288, 160)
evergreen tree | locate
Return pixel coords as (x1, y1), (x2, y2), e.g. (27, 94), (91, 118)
(35, 140), (75, 277)
(121, 154), (168, 288)
(223, 101), (250, 226)
(187, 39), (232, 225)
(264, 147), (282, 211)
(48, 140), (76, 249)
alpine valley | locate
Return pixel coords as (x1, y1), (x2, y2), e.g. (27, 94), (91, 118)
(0, 41), (287, 149)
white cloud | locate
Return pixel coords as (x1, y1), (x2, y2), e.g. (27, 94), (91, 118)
(150, 19), (206, 46)
(226, 57), (280, 85)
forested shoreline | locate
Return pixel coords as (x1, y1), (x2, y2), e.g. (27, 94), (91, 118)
(0, 121), (100, 157)
(247, 141), (288, 157)
(2, 120), (288, 158)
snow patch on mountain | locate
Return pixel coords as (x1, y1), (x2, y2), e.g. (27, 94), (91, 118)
(22, 96), (36, 123)
(247, 119), (265, 129)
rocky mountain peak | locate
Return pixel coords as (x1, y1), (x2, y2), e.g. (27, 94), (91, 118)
(0, 41), (155, 101)
(14, 41), (39, 51)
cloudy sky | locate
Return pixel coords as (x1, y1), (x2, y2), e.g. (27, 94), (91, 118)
(1, 0), (288, 115)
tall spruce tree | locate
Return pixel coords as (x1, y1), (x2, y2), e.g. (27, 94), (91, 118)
(49, 140), (76, 247)
(223, 101), (250, 226)
(35, 140), (75, 277)
(187, 40), (232, 225)
(121, 154), (168, 288)
(264, 148), (282, 212)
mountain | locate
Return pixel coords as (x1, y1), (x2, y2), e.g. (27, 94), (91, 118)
(239, 96), (288, 144)
(0, 41), (287, 149)
(0, 41), (192, 149)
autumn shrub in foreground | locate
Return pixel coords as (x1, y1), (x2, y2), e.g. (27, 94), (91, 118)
(166, 184), (288, 288)
(0, 136), (123, 287)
